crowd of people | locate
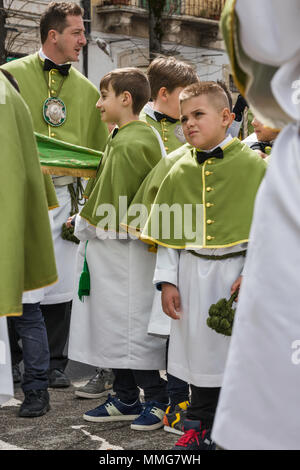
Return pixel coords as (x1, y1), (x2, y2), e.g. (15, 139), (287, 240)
(1, 0), (299, 451)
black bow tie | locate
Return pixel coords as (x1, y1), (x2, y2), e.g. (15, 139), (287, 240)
(43, 59), (71, 76)
(196, 147), (224, 165)
(154, 111), (178, 124)
(111, 128), (119, 138)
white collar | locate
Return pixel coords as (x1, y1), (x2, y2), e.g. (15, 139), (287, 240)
(39, 48), (67, 66)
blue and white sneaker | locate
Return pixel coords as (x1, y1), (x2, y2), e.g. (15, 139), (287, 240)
(130, 401), (168, 431)
(83, 394), (143, 423)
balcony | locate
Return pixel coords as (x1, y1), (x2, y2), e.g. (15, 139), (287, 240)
(94, 0), (225, 48)
(96, 1), (225, 20)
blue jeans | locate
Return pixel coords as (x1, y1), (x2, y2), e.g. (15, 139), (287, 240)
(12, 303), (49, 392)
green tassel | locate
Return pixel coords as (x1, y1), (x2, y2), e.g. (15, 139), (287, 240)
(206, 290), (239, 337)
(78, 242), (90, 301)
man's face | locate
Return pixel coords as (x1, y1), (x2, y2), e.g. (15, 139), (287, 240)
(180, 95), (230, 150)
(54, 15), (86, 63)
(96, 83), (123, 124)
(166, 86), (184, 119)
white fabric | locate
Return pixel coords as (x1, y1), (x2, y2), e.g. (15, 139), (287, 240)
(22, 210), (54, 304)
(236, 0), (300, 67)
(154, 244), (246, 387)
(68, 221), (166, 369)
(212, 124), (300, 449)
(0, 317), (13, 405)
(42, 185), (78, 304)
(242, 132), (257, 147)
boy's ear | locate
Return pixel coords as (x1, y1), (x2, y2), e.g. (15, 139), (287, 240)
(157, 87), (168, 102)
(222, 108), (232, 127)
(121, 91), (133, 107)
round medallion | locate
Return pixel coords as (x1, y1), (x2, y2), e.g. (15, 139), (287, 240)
(174, 124), (186, 144)
(43, 97), (66, 127)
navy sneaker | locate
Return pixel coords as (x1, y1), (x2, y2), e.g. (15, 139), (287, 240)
(130, 401), (168, 431)
(173, 419), (216, 450)
(83, 394), (143, 423)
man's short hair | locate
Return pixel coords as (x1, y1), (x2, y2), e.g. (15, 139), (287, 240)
(100, 68), (151, 115)
(40, 2), (84, 44)
(180, 81), (230, 111)
(147, 56), (198, 100)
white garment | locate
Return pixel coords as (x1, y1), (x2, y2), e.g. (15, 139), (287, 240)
(0, 317), (13, 405)
(68, 216), (166, 369)
(212, 0), (300, 450)
(42, 185), (78, 304)
(154, 244), (246, 387)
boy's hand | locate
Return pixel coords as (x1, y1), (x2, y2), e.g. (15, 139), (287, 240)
(231, 275), (243, 302)
(66, 215), (75, 228)
(161, 283), (182, 320)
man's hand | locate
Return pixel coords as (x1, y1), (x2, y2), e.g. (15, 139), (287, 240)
(231, 275), (243, 302)
(161, 283), (182, 320)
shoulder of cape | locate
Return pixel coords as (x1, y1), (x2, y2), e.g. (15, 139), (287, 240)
(227, 138), (268, 169)
(113, 121), (161, 151)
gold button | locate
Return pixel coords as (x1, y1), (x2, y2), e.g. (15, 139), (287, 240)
(164, 138), (168, 142)
(207, 159), (213, 164)
(51, 80), (55, 84)
(206, 187), (213, 192)
(51, 90), (55, 94)
(206, 202), (214, 208)
(205, 171), (212, 176)
(165, 147), (169, 151)
(207, 235), (215, 241)
(207, 219), (214, 225)
(51, 132), (56, 137)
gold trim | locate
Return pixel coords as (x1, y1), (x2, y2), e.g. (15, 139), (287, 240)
(48, 204), (59, 211)
(1, 312), (23, 318)
(202, 161), (207, 246)
(140, 233), (249, 250)
(42, 166), (96, 178)
(23, 275), (58, 293)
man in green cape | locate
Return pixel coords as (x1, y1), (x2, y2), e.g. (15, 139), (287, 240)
(0, 70), (57, 412)
(3, 2), (108, 388)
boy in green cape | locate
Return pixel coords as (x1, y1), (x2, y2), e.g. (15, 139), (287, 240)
(68, 68), (169, 431)
(125, 81), (266, 448)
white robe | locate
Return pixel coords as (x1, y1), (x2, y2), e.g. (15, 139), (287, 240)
(212, 0), (300, 450)
(154, 244), (246, 387)
(68, 216), (166, 370)
(0, 317), (13, 405)
(42, 182), (78, 305)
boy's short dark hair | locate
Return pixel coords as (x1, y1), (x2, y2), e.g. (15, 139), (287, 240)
(40, 2), (84, 44)
(147, 56), (198, 100)
(100, 68), (151, 115)
(180, 81), (230, 111)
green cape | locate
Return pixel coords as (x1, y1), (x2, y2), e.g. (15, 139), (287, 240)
(80, 121), (162, 232)
(36, 132), (103, 178)
(124, 138), (266, 249)
(0, 74), (57, 317)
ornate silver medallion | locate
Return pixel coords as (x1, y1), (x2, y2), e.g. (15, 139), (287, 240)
(43, 97), (66, 127)
(174, 124), (187, 144)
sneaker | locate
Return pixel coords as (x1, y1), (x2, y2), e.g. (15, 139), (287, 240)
(83, 394), (143, 423)
(48, 369), (70, 388)
(75, 369), (114, 399)
(163, 400), (189, 435)
(130, 401), (168, 431)
(19, 389), (50, 418)
(173, 419), (216, 450)
(12, 364), (21, 384)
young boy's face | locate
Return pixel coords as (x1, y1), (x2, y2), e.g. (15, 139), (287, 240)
(251, 117), (279, 142)
(180, 95), (230, 150)
(96, 82), (123, 124)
